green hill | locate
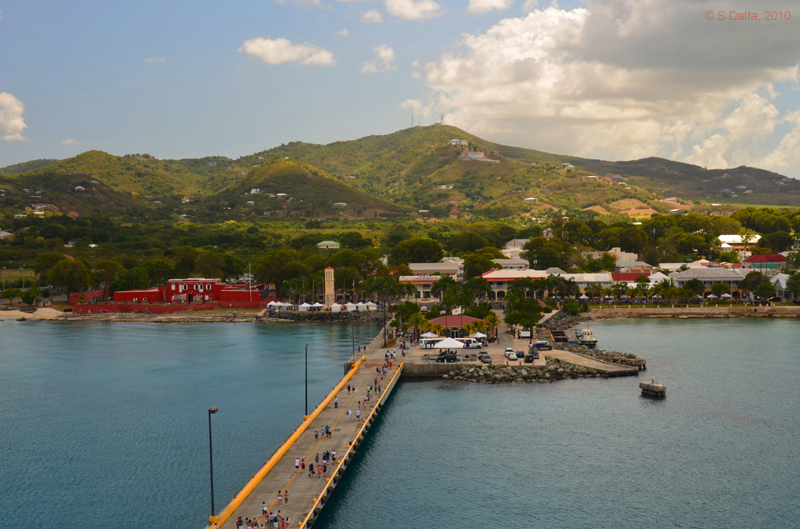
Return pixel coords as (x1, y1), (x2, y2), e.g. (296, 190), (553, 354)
(198, 158), (409, 221)
(0, 159), (61, 176)
(249, 125), (800, 214)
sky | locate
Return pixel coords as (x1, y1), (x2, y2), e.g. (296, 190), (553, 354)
(2, 0), (800, 177)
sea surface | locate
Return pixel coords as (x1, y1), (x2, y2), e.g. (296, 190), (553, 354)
(2, 319), (799, 529)
(316, 318), (800, 529)
(0, 320), (381, 528)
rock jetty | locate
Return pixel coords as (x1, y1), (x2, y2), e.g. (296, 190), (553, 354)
(554, 342), (640, 365)
(441, 359), (601, 384)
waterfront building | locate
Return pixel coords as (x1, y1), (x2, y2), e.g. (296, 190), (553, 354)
(113, 278), (264, 303)
(669, 268), (746, 295)
(558, 272), (614, 291)
(501, 239), (529, 259)
(427, 314), (483, 338)
(399, 275), (438, 300)
(771, 273), (795, 301)
(481, 269), (548, 299)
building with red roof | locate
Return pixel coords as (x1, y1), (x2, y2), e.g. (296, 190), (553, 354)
(742, 254), (787, 270)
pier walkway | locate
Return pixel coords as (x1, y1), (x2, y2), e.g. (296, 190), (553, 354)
(208, 347), (401, 529)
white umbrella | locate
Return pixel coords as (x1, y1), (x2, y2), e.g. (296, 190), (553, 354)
(435, 337), (464, 349)
(469, 332), (487, 338)
(420, 332), (438, 338)
(267, 300), (278, 306)
(696, 295), (704, 299)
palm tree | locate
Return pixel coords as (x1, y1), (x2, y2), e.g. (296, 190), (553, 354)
(585, 283), (604, 301)
(408, 312), (426, 339)
(484, 312), (500, 338)
(431, 323), (444, 337)
(431, 275), (457, 302)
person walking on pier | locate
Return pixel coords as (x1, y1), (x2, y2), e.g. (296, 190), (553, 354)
(309, 464), (315, 478)
(314, 429), (318, 442)
(347, 408), (352, 420)
(277, 490), (283, 505)
(347, 384), (351, 394)
(262, 502), (268, 516)
(295, 458), (300, 472)
(356, 409), (361, 420)
(334, 396), (338, 408)
(332, 449), (336, 461)
(284, 490), (289, 504)
(317, 464), (322, 478)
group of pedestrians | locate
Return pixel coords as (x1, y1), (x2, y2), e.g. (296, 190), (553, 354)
(236, 511), (289, 529)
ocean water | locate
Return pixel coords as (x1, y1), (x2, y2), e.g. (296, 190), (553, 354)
(316, 319), (800, 529)
(0, 320), (381, 528)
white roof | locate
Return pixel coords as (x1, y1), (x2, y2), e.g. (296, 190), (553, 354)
(299, 303), (311, 308)
(482, 269), (547, 280)
(648, 272), (670, 283)
(311, 302), (324, 307)
(435, 337), (464, 349)
(718, 234), (761, 244)
(421, 332), (439, 338)
(559, 272), (613, 282)
(469, 332), (488, 338)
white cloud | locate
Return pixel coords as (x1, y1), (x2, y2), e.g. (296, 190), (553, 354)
(275, 0), (329, 6)
(0, 11), (3, 20)
(61, 138), (82, 146)
(144, 57), (166, 64)
(414, 2), (800, 175)
(521, 0), (537, 12)
(336, 29), (350, 37)
(468, 0), (512, 14)
(238, 37), (335, 66)
(361, 45), (397, 74)
(401, 99), (423, 114)
(0, 92), (28, 143)
(362, 9), (383, 23)
(385, 0), (442, 20)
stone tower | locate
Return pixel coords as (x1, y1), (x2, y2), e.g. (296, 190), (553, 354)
(324, 267), (335, 307)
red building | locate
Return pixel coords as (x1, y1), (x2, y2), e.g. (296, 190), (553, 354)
(112, 278), (265, 303)
(69, 289), (106, 305)
(611, 272), (651, 282)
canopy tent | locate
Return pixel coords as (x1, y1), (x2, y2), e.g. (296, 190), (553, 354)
(707, 294), (718, 299)
(366, 302), (378, 311)
(267, 300), (279, 307)
(469, 332), (487, 338)
(579, 294), (589, 300)
(720, 293), (733, 299)
(420, 332), (439, 338)
(330, 303), (342, 313)
(298, 303), (311, 311)
(697, 295), (704, 299)
(435, 337), (464, 349)
(311, 302), (324, 308)
(356, 302), (367, 311)
(345, 303), (357, 312)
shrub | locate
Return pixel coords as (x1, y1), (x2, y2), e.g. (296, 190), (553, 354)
(563, 299), (581, 316)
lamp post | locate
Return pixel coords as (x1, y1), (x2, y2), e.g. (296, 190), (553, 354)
(305, 344), (309, 417)
(20, 265), (25, 289)
(382, 298), (387, 347)
(207, 407), (219, 521)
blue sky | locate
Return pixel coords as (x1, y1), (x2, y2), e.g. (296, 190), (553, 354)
(2, 0), (800, 178)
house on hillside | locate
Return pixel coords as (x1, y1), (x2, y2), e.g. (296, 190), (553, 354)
(74, 186), (86, 192)
(524, 197), (538, 204)
(449, 139), (468, 147)
(669, 268), (746, 295)
(743, 254), (787, 270)
(771, 274), (795, 301)
(492, 258), (529, 271)
(501, 238), (529, 259)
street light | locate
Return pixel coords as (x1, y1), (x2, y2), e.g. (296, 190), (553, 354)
(207, 407), (219, 521)
(20, 265), (25, 289)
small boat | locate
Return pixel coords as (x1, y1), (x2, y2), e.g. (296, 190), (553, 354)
(579, 328), (597, 348)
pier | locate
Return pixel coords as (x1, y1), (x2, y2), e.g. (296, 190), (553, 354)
(205, 317), (641, 528)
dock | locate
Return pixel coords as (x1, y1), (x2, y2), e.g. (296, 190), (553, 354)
(546, 349), (639, 377)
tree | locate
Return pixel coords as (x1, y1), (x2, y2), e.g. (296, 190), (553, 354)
(684, 278), (706, 296)
(562, 299), (581, 315)
(21, 286), (39, 305)
(222, 254), (246, 280)
(408, 312), (427, 339)
(142, 259), (174, 286)
(339, 231), (371, 249)
(48, 260), (91, 298)
(93, 260), (123, 293)
(754, 280), (777, 300)
(173, 246), (197, 277)
(610, 282), (629, 300)
(710, 282), (731, 297)
(431, 275), (457, 302)
(446, 232), (490, 254)
(463, 252), (499, 279)
(108, 267), (150, 294)
(34, 252), (66, 275)
(388, 238), (444, 265)
(739, 271), (764, 297)
(484, 312), (500, 338)
(196, 251), (225, 278)
(2, 288), (22, 304)
(787, 271), (800, 300)
(522, 237), (564, 269)
(585, 283), (604, 300)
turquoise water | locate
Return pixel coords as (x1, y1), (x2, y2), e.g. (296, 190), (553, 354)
(316, 319), (800, 529)
(0, 320), (381, 528)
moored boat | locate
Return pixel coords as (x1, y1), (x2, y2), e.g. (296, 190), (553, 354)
(579, 328), (597, 348)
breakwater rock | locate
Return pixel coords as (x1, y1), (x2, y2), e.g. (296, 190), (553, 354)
(262, 310), (385, 323)
(441, 359), (601, 384)
(538, 310), (588, 331)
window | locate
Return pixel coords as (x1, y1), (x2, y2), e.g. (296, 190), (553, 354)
(143, 297), (147, 301)
(171, 284), (175, 291)
(206, 284), (211, 289)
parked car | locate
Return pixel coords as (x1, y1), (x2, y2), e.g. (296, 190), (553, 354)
(516, 350), (525, 358)
(524, 350), (540, 363)
(435, 351), (459, 363)
(504, 350), (518, 361)
(531, 340), (552, 350)
(478, 352), (493, 364)
(505, 347), (514, 354)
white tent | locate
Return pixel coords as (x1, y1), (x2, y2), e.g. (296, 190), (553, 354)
(330, 303), (342, 313)
(469, 332), (487, 338)
(267, 300), (279, 307)
(435, 337), (464, 349)
(356, 302), (367, 311)
(345, 303), (357, 312)
(366, 302), (378, 311)
(579, 294), (589, 300)
(311, 302), (324, 308)
(721, 293), (733, 299)
(421, 332), (438, 338)
(707, 294), (718, 299)
(298, 303), (311, 311)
